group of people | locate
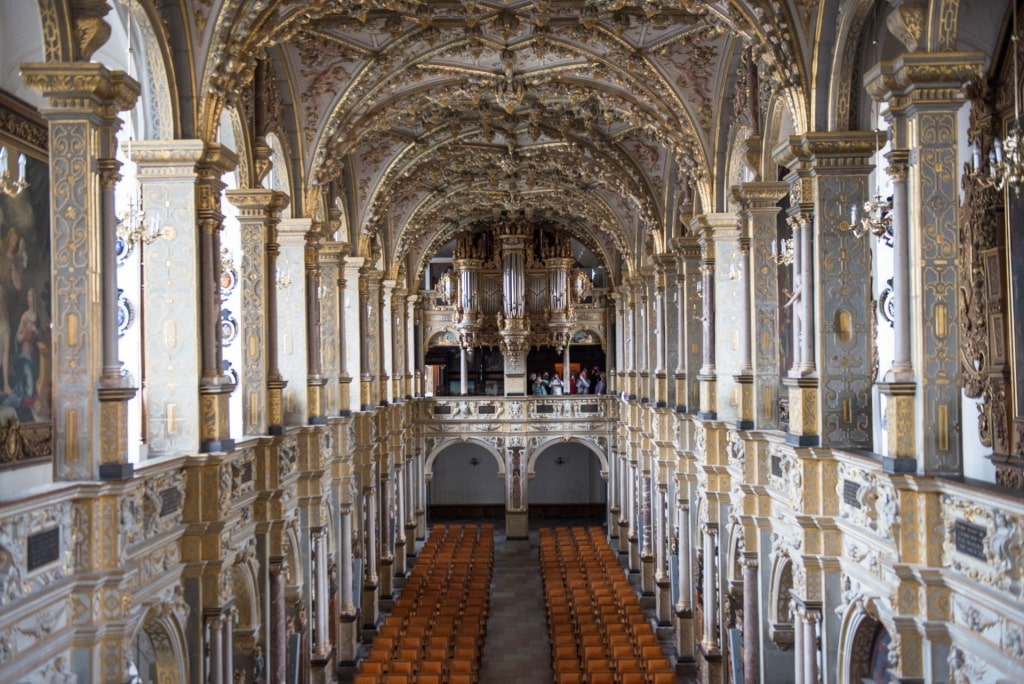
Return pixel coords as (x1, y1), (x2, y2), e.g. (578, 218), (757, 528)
(530, 366), (606, 396)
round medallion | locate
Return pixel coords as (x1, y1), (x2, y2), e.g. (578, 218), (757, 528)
(117, 289), (134, 337)
(115, 234), (133, 265)
(220, 308), (239, 345)
(220, 265), (238, 296)
(879, 284), (895, 329)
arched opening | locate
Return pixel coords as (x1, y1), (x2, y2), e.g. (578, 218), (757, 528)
(849, 616), (892, 683)
(131, 609), (187, 684)
(528, 441), (606, 522)
(428, 442), (505, 520)
(768, 556), (795, 651)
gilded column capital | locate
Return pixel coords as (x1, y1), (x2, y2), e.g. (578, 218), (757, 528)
(864, 52), (986, 110)
(21, 61), (139, 114)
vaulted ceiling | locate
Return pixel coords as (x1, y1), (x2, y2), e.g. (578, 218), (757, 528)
(193, 1), (815, 282)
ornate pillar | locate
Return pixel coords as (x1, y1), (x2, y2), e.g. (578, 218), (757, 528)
(380, 279), (395, 404)
(638, 286), (650, 402)
(406, 295), (419, 398)
(702, 523), (719, 652)
(459, 347), (469, 396)
(194, 147), (238, 453)
(318, 243), (342, 416)
(305, 230), (326, 423)
(390, 285), (406, 403)
(734, 230), (754, 429)
(624, 282), (637, 399)
(24, 63), (139, 477)
(337, 501), (358, 664)
(675, 495), (695, 662)
(736, 182), (788, 428)
(654, 257), (671, 406)
(610, 292), (624, 394)
(393, 458), (408, 576)
(226, 189), (289, 436)
(742, 556), (760, 684)
(802, 608), (819, 684)
(207, 613), (225, 684)
(696, 221), (717, 419)
(362, 478), (380, 627)
(791, 602), (804, 684)
(270, 562), (287, 684)
(639, 457), (655, 593)
(342, 256), (364, 413)
(618, 451), (630, 555)
(313, 531), (330, 656)
(674, 236), (702, 413)
(654, 480), (673, 624)
(866, 53), (984, 473)
(357, 269), (375, 410)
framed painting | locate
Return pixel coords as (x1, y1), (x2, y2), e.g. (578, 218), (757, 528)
(0, 90), (52, 469)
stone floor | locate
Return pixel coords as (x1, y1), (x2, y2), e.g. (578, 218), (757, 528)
(340, 519), (697, 683)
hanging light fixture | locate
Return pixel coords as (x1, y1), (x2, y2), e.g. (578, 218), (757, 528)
(974, 0), (1024, 194)
(849, 129), (892, 238)
(0, 146), (28, 197)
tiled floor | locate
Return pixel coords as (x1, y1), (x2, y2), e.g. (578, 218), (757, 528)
(341, 519), (695, 683)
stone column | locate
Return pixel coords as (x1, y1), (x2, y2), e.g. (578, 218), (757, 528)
(459, 347), (469, 396)
(640, 461), (655, 593)
(270, 562), (287, 684)
(736, 182), (787, 428)
(207, 613), (225, 684)
(610, 292), (623, 394)
(802, 608), (819, 684)
(337, 502), (359, 664)
(223, 610), (234, 684)
(791, 602), (804, 684)
(742, 556), (760, 684)
(358, 272), (374, 410)
(314, 531), (330, 655)
(24, 64), (139, 478)
(702, 523), (719, 652)
(378, 472), (394, 598)
(697, 224), (717, 419)
(654, 257), (672, 407)
(618, 452), (630, 555)
(624, 282), (637, 399)
(305, 231), (327, 423)
(225, 189), (289, 436)
(654, 481), (673, 625)
(733, 229), (754, 429)
(675, 495), (695, 662)
(866, 53), (984, 474)
(318, 243), (342, 415)
(638, 287), (650, 402)
(628, 457), (641, 570)
(607, 448), (619, 539)
(674, 236), (702, 413)
(97, 158), (137, 478)
(393, 459), (408, 576)
(381, 280), (396, 404)
(278, 219), (311, 424)
(195, 146), (238, 453)
(377, 277), (389, 405)
(362, 480), (380, 627)
(405, 295), (417, 400)
(342, 256), (363, 413)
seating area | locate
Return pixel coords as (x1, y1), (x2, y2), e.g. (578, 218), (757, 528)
(354, 523), (495, 684)
(540, 527), (677, 684)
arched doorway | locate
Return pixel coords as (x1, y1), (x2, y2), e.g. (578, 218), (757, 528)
(428, 442), (505, 519)
(528, 441), (607, 522)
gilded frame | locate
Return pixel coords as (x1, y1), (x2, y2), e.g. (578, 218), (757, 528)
(0, 90), (53, 470)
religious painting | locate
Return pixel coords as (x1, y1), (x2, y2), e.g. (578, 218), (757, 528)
(1009, 189), (1024, 416)
(0, 95), (51, 421)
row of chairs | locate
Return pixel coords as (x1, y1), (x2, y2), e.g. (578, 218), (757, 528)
(354, 523), (495, 684)
(540, 526), (677, 684)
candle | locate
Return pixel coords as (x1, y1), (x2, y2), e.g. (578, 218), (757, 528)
(0, 146), (7, 170)
(850, 203), (859, 225)
(971, 142), (981, 172)
(17, 154), (26, 182)
(995, 138), (1005, 164)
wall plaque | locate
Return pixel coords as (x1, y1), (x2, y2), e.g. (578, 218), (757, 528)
(842, 480), (861, 508)
(433, 405), (452, 414)
(160, 486), (182, 517)
(954, 519), (987, 561)
(579, 404), (600, 413)
(27, 527), (59, 571)
(477, 405), (496, 414)
(771, 455), (783, 477)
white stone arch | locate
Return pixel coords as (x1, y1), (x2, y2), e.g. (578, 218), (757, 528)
(767, 553), (795, 651)
(423, 436), (506, 481)
(836, 595), (894, 684)
(130, 603), (189, 684)
(724, 123), (755, 213)
(725, 519), (745, 590)
(526, 435), (609, 479)
(282, 522), (304, 594)
(760, 94), (797, 181)
(231, 551), (262, 655)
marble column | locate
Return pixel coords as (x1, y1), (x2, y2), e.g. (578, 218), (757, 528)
(305, 230), (327, 423)
(337, 503), (358, 663)
(314, 531), (330, 655)
(640, 462), (655, 593)
(404, 295), (416, 400)
(618, 453), (630, 555)
(270, 562), (287, 684)
(674, 236), (702, 413)
(394, 460), (408, 576)
(791, 602), (804, 684)
(802, 609), (819, 684)
(742, 556), (760, 684)
(381, 280), (396, 404)
(207, 614), (224, 684)
(702, 524), (719, 652)
(697, 230), (717, 420)
(654, 257), (671, 407)
(460, 347), (469, 396)
(278, 218), (312, 424)
(225, 189), (289, 436)
(24, 63), (139, 478)
(358, 274), (374, 410)
(223, 610), (234, 684)
(736, 182), (787, 429)
(733, 231), (754, 429)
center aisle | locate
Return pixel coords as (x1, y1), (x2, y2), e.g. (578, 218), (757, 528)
(478, 529), (554, 684)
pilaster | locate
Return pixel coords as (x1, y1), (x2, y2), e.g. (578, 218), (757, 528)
(278, 218), (311, 424)
(23, 62), (138, 478)
(305, 229), (326, 424)
(318, 242), (343, 416)
(225, 188), (289, 436)
(866, 51), (985, 474)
